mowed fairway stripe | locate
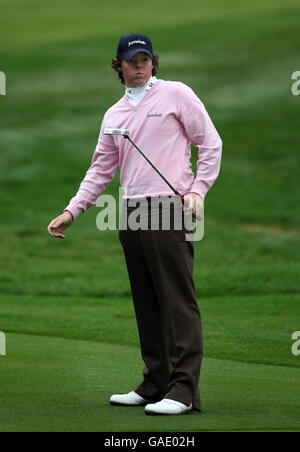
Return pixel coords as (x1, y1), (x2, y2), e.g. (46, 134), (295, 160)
(0, 333), (299, 432)
(1, 0), (298, 48)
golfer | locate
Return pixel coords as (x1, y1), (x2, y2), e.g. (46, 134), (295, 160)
(48, 33), (222, 415)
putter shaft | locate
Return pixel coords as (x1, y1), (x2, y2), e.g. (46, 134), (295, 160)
(125, 136), (184, 204)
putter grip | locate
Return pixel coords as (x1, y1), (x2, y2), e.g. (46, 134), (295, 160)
(175, 191), (185, 204)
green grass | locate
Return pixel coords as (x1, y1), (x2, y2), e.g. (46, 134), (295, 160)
(1, 292), (299, 368)
(0, 0), (300, 432)
(0, 334), (299, 432)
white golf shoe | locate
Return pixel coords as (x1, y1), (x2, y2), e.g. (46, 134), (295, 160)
(145, 398), (193, 415)
(109, 391), (148, 406)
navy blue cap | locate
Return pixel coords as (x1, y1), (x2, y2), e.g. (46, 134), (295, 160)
(116, 33), (153, 62)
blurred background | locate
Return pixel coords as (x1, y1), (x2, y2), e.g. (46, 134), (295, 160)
(0, 0), (299, 432)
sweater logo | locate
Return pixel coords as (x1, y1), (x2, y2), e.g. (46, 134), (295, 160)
(147, 112), (162, 118)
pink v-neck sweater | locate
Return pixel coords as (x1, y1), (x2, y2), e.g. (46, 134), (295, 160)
(64, 79), (222, 219)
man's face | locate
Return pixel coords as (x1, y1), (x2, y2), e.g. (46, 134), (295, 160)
(119, 52), (154, 88)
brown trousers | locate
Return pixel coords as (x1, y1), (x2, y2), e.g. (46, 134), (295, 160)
(118, 197), (203, 413)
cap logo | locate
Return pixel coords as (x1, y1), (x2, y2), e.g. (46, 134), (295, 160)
(128, 39), (146, 47)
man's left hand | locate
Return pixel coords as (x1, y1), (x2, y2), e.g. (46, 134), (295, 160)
(183, 192), (204, 221)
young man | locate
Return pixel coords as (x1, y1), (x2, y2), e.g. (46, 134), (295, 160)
(48, 33), (222, 415)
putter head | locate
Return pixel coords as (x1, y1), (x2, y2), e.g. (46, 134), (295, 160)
(104, 128), (130, 138)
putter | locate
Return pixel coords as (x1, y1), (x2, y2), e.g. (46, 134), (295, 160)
(104, 128), (185, 204)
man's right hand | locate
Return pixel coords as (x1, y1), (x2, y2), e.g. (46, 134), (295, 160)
(47, 211), (74, 239)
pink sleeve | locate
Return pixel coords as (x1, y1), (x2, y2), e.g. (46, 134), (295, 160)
(64, 121), (119, 219)
(176, 83), (222, 199)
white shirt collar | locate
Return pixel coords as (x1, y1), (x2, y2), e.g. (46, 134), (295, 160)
(125, 76), (157, 106)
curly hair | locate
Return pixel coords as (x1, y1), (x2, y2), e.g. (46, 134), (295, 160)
(111, 53), (159, 85)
